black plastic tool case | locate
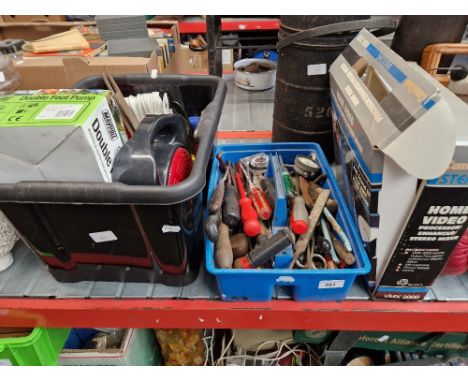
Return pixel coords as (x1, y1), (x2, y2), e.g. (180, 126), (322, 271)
(0, 74), (226, 286)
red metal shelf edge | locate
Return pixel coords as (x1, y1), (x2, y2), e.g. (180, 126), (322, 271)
(1, 298), (468, 332)
(217, 130), (273, 139)
(179, 19), (280, 34)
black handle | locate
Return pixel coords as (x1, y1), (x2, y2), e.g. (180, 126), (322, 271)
(112, 114), (190, 186)
(0, 75), (227, 205)
(277, 18), (399, 51)
(248, 229), (293, 267)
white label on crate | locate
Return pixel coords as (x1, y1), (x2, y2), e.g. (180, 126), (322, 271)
(307, 63), (327, 76)
(318, 280), (345, 289)
(162, 225), (181, 233)
(0, 72), (5, 82)
(276, 276), (295, 283)
(0, 359), (13, 366)
(89, 230), (118, 243)
(222, 49), (232, 65)
(35, 104), (83, 120)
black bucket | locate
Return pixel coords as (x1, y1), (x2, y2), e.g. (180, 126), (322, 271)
(272, 16), (397, 161)
(280, 16), (370, 32)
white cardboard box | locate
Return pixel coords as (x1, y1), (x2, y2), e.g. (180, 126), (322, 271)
(0, 89), (127, 183)
(330, 29), (468, 300)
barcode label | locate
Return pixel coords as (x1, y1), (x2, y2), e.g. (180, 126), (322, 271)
(89, 230), (117, 243)
(222, 49), (232, 65)
(0, 359), (13, 366)
(162, 225), (181, 233)
(36, 104), (83, 120)
(307, 63), (327, 76)
(318, 280), (345, 289)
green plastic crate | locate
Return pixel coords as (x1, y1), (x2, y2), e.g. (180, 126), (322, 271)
(0, 328), (70, 366)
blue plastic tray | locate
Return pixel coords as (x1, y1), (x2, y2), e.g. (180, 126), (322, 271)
(206, 143), (370, 301)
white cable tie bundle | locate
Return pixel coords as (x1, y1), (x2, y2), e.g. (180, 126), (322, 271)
(125, 91), (173, 123)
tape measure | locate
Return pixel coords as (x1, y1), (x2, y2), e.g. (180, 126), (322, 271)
(294, 154), (320, 178)
(249, 154), (269, 171)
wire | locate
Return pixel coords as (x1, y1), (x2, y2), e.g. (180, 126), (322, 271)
(219, 332), (226, 366)
(215, 348), (308, 366)
(213, 330), (237, 366)
(216, 330), (235, 366)
(211, 330), (322, 366)
(201, 329), (218, 366)
(203, 335), (211, 366)
(210, 330), (215, 366)
(213, 336), (321, 366)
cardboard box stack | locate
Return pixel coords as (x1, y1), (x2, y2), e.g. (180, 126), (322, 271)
(0, 20), (179, 89)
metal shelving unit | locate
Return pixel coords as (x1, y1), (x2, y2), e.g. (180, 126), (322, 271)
(1, 75), (467, 334)
(1, 242), (467, 332)
(205, 16), (279, 76)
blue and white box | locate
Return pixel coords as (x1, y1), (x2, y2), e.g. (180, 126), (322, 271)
(330, 29), (468, 300)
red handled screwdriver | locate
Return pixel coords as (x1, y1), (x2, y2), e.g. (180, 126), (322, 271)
(290, 176), (309, 235)
(235, 169), (261, 237)
(239, 163), (272, 221)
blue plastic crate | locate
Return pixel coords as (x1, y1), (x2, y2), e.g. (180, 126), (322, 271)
(205, 142), (370, 301)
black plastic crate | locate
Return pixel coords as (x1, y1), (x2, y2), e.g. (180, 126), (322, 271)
(0, 74), (226, 286)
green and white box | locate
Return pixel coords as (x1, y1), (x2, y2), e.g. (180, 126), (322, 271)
(0, 89), (127, 183)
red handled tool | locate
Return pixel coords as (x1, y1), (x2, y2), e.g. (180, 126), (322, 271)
(239, 163), (272, 221)
(234, 168), (261, 237)
(290, 176), (309, 235)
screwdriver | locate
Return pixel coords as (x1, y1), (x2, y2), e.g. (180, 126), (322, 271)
(222, 163), (241, 229)
(323, 208), (352, 253)
(260, 177), (276, 213)
(289, 176), (309, 235)
(291, 188), (330, 268)
(239, 163), (272, 221)
(235, 168), (261, 237)
(331, 235), (356, 266)
(320, 218), (341, 265)
(316, 236), (338, 269)
(215, 222), (233, 269)
(300, 175), (350, 252)
(208, 171), (228, 215)
(205, 210), (221, 242)
(299, 176), (315, 210)
(216, 153), (227, 172)
(278, 155), (295, 201)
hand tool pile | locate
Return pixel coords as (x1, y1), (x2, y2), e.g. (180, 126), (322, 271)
(206, 152), (356, 270)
